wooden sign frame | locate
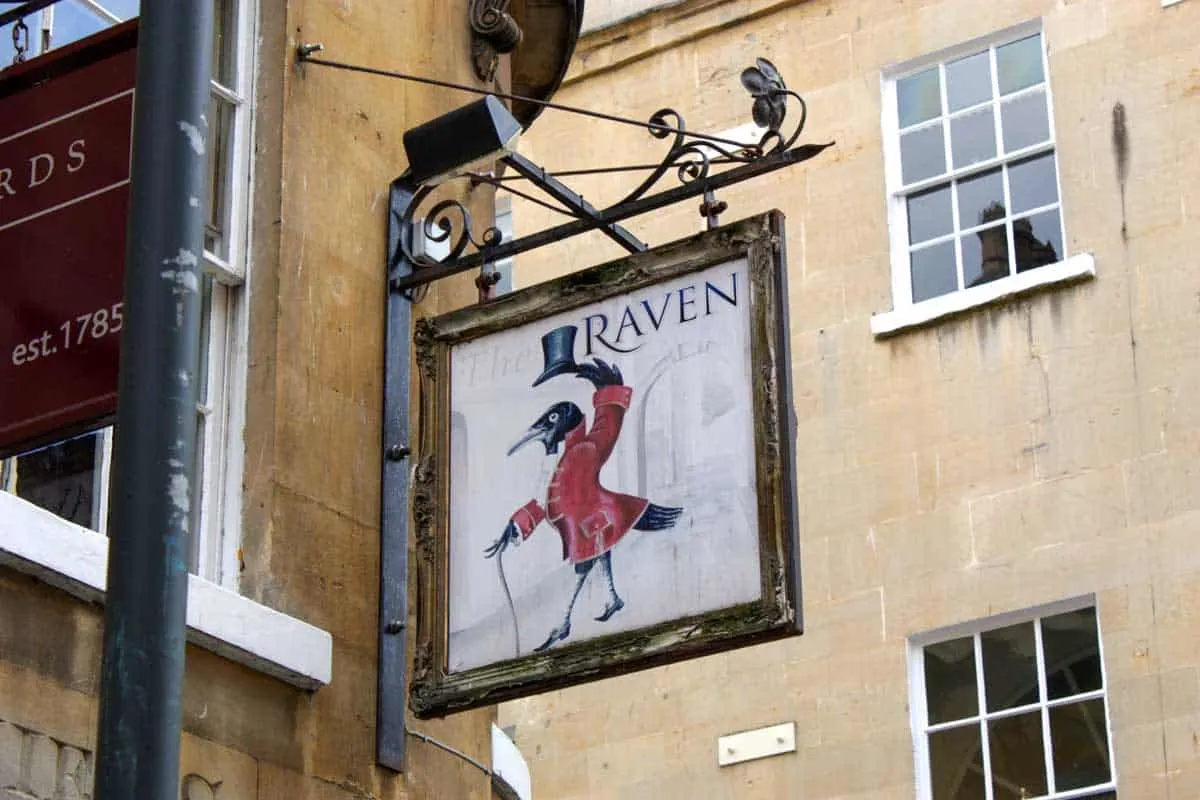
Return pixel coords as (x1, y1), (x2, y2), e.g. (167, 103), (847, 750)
(408, 211), (801, 717)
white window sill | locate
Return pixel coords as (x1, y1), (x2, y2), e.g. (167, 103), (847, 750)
(0, 489), (332, 690)
(870, 253), (1096, 337)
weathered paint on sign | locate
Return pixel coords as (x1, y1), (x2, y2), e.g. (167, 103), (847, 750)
(448, 258), (760, 671)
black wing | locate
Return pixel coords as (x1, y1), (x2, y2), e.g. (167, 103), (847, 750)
(633, 503), (683, 531)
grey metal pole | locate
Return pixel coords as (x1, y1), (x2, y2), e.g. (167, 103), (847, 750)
(94, 1), (213, 797)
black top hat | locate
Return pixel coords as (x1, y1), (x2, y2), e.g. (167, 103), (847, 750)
(532, 325), (580, 387)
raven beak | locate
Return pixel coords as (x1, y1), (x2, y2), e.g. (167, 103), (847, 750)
(506, 426), (544, 457)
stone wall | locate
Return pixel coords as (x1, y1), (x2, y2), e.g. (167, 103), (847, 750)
(0, 720), (91, 800)
(499, 0), (1200, 797)
(0, 0), (503, 798)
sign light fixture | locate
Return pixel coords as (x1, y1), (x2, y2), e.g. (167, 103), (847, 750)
(402, 95), (522, 186)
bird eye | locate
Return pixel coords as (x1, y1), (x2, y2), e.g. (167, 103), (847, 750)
(548, 412), (559, 422)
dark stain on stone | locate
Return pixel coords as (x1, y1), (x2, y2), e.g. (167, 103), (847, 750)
(1111, 102), (1130, 242)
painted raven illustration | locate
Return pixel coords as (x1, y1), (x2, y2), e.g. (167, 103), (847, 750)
(484, 357), (683, 652)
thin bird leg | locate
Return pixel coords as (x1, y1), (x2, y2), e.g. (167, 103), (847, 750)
(600, 552), (620, 603)
(558, 569), (588, 632)
(536, 561), (592, 651)
(594, 551), (625, 622)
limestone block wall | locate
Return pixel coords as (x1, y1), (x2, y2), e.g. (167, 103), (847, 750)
(0, 720), (91, 800)
(0, 0), (501, 798)
(499, 0), (1200, 797)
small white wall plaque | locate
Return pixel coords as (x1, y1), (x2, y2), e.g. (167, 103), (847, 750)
(717, 721), (796, 767)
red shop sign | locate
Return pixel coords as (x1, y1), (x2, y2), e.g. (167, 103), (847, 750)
(0, 21), (137, 457)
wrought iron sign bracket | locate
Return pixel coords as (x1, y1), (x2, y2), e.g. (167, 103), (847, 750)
(375, 56), (831, 773)
(386, 57), (832, 300)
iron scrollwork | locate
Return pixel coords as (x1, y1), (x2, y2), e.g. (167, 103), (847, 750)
(470, 0), (523, 83)
(616, 58), (809, 206)
(389, 57), (825, 296)
(391, 186), (504, 299)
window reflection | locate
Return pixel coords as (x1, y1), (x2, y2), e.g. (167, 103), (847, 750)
(925, 636), (979, 724)
(908, 185), (954, 245)
(1043, 607), (1103, 698)
(898, 67), (942, 127)
(902, 125), (948, 184)
(950, 107), (997, 169)
(981, 623), (1039, 712)
(8, 433), (100, 528)
(930, 725), (986, 800)
(1002, 90), (1051, 153)
(911, 241), (959, 303)
(1008, 152), (1059, 213)
(1050, 699), (1112, 790)
(989, 711), (1048, 798)
(963, 223), (1009, 288)
(957, 169), (1004, 229)
(919, 605), (1114, 800)
(946, 51), (991, 112)
(997, 34), (1045, 95)
(1014, 211), (1060, 273)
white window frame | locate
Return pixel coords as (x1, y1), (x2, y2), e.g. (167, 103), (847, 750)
(908, 596), (1117, 800)
(873, 21), (1095, 337)
(1, 0), (251, 587)
(0, 0), (331, 688)
(194, 0), (256, 587)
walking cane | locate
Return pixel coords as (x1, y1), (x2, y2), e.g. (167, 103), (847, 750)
(495, 546), (521, 657)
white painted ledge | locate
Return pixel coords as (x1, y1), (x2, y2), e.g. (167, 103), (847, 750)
(0, 490), (332, 690)
(870, 253), (1096, 337)
(492, 724), (532, 800)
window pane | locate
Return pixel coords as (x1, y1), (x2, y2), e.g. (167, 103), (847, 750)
(988, 711), (1047, 799)
(1014, 210), (1062, 273)
(908, 185), (954, 244)
(997, 35), (1044, 95)
(950, 107), (996, 170)
(205, 95), (235, 258)
(9, 433), (99, 528)
(898, 67), (942, 128)
(962, 224), (1009, 288)
(1008, 152), (1059, 213)
(103, 0), (140, 19)
(1050, 699), (1112, 790)
(911, 241), (959, 304)
(51, 2), (108, 49)
(982, 622), (1039, 711)
(212, 0), (238, 87)
(925, 637), (979, 724)
(1001, 90), (1050, 153)
(901, 125), (947, 185)
(946, 51), (992, 112)
(1043, 606), (1102, 699)
(956, 168), (1004, 231)
(929, 724), (986, 800)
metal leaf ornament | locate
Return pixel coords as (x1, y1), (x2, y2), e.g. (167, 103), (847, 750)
(740, 58), (787, 133)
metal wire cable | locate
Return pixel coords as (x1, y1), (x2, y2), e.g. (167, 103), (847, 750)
(297, 50), (752, 149)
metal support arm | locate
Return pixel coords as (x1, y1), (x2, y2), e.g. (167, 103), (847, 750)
(501, 152), (646, 254)
(378, 180), (416, 771)
(392, 142), (831, 293)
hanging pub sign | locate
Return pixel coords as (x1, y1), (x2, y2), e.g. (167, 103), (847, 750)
(407, 212), (801, 716)
(0, 21), (137, 458)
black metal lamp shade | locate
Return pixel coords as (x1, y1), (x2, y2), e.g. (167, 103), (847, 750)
(402, 95), (522, 186)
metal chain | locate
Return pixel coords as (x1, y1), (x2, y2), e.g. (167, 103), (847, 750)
(11, 17), (29, 65)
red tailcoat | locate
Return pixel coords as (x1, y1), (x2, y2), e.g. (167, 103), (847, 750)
(509, 385), (649, 564)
